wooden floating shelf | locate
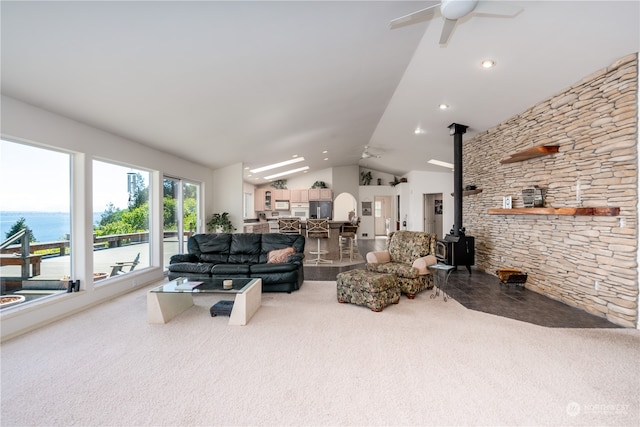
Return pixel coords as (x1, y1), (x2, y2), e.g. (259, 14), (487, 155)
(500, 145), (560, 164)
(488, 207), (620, 216)
(451, 189), (483, 196)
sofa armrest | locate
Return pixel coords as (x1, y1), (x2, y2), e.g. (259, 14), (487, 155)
(366, 251), (390, 264)
(169, 254), (199, 264)
(412, 255), (438, 275)
(286, 253), (305, 264)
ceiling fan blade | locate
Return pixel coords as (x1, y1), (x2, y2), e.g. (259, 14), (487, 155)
(390, 4), (440, 29)
(473, 1), (523, 17)
(439, 18), (457, 45)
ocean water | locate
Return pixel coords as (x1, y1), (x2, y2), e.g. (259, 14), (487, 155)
(0, 212), (102, 243)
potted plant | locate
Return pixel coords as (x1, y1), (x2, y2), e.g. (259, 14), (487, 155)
(360, 171), (372, 186)
(272, 179), (287, 189)
(311, 181), (327, 189)
(206, 212), (236, 233)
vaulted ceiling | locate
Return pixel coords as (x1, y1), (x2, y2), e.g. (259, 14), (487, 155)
(2, 1), (638, 182)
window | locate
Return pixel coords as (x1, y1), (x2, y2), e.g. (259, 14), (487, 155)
(0, 140), (71, 306)
(162, 177), (199, 270)
(93, 160), (150, 282)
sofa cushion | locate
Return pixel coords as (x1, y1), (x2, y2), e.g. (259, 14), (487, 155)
(168, 262), (214, 275)
(259, 233), (305, 263)
(228, 234), (262, 264)
(169, 253), (199, 264)
(191, 234), (232, 264)
(267, 247), (295, 263)
(367, 262), (420, 279)
(212, 264), (251, 275)
(250, 263), (298, 274)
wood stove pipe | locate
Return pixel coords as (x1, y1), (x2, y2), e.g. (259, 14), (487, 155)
(448, 123), (468, 237)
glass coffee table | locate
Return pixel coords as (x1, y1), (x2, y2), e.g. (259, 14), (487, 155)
(147, 277), (262, 325)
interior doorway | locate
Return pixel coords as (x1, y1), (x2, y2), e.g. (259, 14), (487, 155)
(423, 193), (443, 236)
(374, 196), (392, 236)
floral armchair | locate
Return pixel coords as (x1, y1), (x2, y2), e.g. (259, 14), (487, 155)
(365, 231), (438, 299)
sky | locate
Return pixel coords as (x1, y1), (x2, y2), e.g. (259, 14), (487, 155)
(1, 140), (146, 212)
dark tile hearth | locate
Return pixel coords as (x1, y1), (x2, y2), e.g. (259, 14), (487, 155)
(445, 268), (620, 328)
(304, 237), (622, 329)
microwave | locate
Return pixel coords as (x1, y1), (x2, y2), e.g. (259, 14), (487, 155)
(274, 201), (290, 210)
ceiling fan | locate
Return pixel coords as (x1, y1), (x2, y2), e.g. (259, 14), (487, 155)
(390, 0), (523, 45)
(360, 146), (382, 160)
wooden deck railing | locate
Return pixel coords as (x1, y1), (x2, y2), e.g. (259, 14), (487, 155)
(0, 231), (189, 258)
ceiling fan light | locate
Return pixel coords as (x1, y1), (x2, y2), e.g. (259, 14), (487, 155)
(441, 0), (478, 20)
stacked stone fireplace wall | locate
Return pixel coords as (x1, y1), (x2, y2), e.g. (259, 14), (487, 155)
(463, 53), (638, 328)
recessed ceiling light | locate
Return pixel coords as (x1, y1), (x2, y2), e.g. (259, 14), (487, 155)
(250, 157), (305, 173)
(292, 154), (298, 158)
(414, 127), (426, 135)
(322, 150), (328, 154)
(324, 157), (329, 161)
(264, 166), (310, 180)
(428, 159), (454, 169)
(481, 59), (496, 69)
(439, 104), (449, 110)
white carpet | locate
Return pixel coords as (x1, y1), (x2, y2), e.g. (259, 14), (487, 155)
(1, 281), (639, 426)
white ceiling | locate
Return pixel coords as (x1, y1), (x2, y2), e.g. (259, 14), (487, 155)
(2, 1), (639, 182)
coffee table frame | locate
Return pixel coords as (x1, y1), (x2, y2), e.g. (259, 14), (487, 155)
(147, 278), (262, 325)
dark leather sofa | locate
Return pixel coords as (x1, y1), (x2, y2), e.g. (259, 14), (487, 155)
(168, 233), (305, 293)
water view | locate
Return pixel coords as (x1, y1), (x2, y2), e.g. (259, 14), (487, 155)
(0, 212), (102, 243)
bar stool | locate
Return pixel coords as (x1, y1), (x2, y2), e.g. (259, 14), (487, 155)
(278, 218), (301, 235)
(306, 219), (332, 264)
(339, 223), (358, 262)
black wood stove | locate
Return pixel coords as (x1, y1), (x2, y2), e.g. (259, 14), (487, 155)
(435, 123), (475, 273)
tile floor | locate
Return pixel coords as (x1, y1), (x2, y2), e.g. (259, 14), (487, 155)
(304, 237), (622, 328)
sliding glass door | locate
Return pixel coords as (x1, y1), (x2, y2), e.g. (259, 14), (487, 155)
(163, 177), (199, 270)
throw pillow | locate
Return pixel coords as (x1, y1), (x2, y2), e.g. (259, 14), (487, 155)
(267, 247), (295, 264)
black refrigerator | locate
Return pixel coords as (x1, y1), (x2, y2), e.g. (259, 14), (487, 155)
(309, 201), (332, 219)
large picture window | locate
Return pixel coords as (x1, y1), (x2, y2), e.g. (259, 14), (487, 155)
(93, 160), (150, 282)
(0, 140), (72, 306)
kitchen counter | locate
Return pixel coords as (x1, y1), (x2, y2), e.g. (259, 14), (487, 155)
(242, 220), (356, 261)
(300, 220), (351, 262)
(243, 222), (269, 233)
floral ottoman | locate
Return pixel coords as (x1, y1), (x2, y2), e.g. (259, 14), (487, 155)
(336, 269), (399, 312)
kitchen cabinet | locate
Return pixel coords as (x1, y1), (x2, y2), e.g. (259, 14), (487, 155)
(290, 189), (309, 203)
(255, 188), (272, 211)
(273, 189), (290, 201)
(254, 189), (265, 211)
(309, 188), (332, 201)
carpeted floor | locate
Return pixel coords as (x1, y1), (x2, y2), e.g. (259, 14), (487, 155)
(1, 280), (638, 426)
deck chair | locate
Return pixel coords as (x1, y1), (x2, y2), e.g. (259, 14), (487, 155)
(110, 253), (140, 277)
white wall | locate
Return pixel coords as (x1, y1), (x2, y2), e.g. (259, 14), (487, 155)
(212, 163), (244, 231)
(405, 170), (455, 237)
(0, 96), (215, 341)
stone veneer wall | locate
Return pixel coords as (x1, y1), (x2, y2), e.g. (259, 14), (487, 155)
(463, 53), (638, 328)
